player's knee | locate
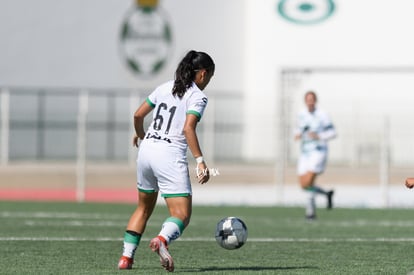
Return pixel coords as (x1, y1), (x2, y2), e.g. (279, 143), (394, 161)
(300, 181), (312, 189)
(299, 176), (312, 188)
(169, 210), (191, 226)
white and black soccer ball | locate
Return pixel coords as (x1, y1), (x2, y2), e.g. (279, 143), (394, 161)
(215, 217), (248, 250)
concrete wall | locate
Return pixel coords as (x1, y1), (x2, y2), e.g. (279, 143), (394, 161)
(2, 0), (414, 162)
(0, 0), (245, 92)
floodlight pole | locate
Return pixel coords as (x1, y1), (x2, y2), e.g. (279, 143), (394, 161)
(379, 116), (390, 208)
(76, 90), (88, 203)
(0, 88), (10, 166)
(276, 70), (288, 205)
(128, 93), (140, 166)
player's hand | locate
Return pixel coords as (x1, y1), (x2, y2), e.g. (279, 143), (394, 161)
(132, 135), (143, 147)
(405, 178), (414, 189)
(196, 162), (210, 184)
(308, 132), (319, 140)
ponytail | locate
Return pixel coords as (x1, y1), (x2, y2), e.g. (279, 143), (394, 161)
(172, 50), (215, 98)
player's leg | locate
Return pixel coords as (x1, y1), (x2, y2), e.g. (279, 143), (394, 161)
(299, 171), (316, 188)
(298, 155), (317, 219)
(298, 152), (332, 219)
(301, 171), (330, 195)
(306, 151), (334, 209)
(162, 195), (192, 240)
(118, 191), (158, 269)
(149, 196), (191, 272)
(299, 172), (318, 219)
(152, 147), (192, 243)
(148, 145), (191, 272)
(119, 142), (159, 270)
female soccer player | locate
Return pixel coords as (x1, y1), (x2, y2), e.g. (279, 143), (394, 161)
(294, 91), (336, 220)
(118, 50), (215, 272)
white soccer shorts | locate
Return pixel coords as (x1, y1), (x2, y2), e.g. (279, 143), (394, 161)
(136, 139), (192, 197)
(297, 150), (327, 175)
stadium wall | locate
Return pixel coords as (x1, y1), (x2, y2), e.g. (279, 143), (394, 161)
(1, 0), (414, 163)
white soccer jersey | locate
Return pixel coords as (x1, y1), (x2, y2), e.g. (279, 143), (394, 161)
(294, 108), (336, 154)
(145, 80), (208, 150)
(136, 80), (208, 195)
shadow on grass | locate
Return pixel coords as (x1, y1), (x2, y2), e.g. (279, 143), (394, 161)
(182, 265), (319, 272)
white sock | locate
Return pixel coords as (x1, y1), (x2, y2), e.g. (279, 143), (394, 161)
(122, 242), (137, 258)
(122, 231), (140, 258)
(158, 217), (185, 244)
(305, 190), (316, 216)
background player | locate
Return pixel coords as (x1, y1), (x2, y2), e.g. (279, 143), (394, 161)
(294, 91), (337, 220)
(118, 50), (215, 272)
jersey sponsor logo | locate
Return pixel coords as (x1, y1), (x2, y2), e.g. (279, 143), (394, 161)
(277, 0), (335, 25)
(146, 132), (171, 143)
(119, 0), (173, 78)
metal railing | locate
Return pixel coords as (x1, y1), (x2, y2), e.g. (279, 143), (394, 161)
(0, 86), (244, 164)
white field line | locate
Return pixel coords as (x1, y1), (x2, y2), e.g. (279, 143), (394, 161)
(1, 237), (414, 242)
(0, 211), (128, 220)
(3, 211), (414, 228)
(4, 211), (414, 227)
(13, 220), (414, 228)
(4, 211), (414, 230)
(15, 219), (414, 228)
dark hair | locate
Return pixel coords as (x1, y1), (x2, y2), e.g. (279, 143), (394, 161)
(305, 91), (317, 101)
(172, 50), (215, 98)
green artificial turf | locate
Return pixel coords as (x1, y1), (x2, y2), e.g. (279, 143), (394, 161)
(0, 201), (413, 274)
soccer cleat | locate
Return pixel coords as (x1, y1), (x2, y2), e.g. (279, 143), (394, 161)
(149, 237), (174, 272)
(118, 256), (133, 270)
(327, 190), (334, 209)
(305, 214), (316, 221)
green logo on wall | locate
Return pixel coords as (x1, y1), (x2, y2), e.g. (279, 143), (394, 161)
(278, 0), (335, 25)
(119, 2), (173, 78)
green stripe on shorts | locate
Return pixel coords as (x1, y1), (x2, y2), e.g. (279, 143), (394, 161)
(138, 188), (156, 194)
(161, 193), (190, 198)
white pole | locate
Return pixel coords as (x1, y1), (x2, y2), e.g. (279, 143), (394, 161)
(276, 71), (288, 205)
(0, 88), (10, 166)
(76, 90), (88, 203)
(379, 116), (390, 208)
(203, 96), (215, 164)
(129, 93), (140, 166)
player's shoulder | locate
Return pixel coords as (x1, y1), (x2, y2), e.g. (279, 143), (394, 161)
(298, 109), (309, 117)
(186, 83), (208, 100)
(315, 108), (330, 116)
(154, 80), (174, 93)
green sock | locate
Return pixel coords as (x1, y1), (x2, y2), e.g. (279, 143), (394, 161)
(305, 185), (327, 195)
(122, 231), (141, 258)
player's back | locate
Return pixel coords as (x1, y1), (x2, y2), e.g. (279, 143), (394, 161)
(146, 80), (207, 150)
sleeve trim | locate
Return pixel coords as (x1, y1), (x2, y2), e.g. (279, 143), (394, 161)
(146, 97), (155, 108)
(187, 110), (201, 120)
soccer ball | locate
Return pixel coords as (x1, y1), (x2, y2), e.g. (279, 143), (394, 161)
(215, 217), (248, 250)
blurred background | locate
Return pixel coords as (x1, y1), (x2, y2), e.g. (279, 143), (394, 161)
(1, 0), (414, 207)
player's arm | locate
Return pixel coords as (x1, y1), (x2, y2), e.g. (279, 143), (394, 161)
(316, 114), (336, 141)
(294, 117), (304, 141)
(317, 124), (336, 141)
(183, 113), (209, 184)
(132, 100), (153, 147)
(294, 129), (302, 141)
(405, 178), (414, 189)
